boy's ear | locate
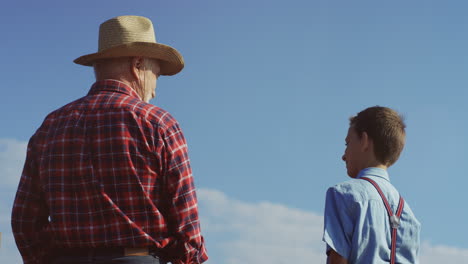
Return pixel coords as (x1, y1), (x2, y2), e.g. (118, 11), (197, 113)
(360, 131), (370, 151)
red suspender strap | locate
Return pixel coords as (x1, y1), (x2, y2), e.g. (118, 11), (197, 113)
(360, 177), (405, 264)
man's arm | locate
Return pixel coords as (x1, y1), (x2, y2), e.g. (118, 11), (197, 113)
(11, 136), (50, 264)
(328, 249), (348, 264)
(162, 121), (208, 264)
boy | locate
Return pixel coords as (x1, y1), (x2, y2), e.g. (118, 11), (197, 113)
(323, 106), (420, 264)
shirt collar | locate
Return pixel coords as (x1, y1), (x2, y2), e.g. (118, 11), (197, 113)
(88, 79), (142, 100)
(356, 167), (390, 182)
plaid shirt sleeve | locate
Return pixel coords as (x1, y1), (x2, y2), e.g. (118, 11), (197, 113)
(161, 120), (208, 264)
(11, 134), (50, 264)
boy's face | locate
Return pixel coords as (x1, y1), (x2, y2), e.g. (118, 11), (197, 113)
(342, 126), (366, 178)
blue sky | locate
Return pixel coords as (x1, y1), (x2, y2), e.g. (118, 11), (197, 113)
(1, 0), (468, 263)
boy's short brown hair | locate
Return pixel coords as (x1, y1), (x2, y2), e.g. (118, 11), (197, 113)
(350, 106), (406, 167)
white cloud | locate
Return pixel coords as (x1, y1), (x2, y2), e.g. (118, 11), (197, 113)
(420, 242), (468, 263)
(198, 188), (327, 263)
(0, 138), (27, 189)
(0, 138), (26, 263)
(198, 188), (468, 264)
(0, 232), (22, 264)
(2, 138), (468, 264)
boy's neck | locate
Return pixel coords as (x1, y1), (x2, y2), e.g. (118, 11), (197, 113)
(365, 163), (388, 171)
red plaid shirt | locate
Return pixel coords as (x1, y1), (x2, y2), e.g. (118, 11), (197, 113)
(12, 80), (208, 264)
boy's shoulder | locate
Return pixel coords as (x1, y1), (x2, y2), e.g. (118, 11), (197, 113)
(327, 178), (377, 204)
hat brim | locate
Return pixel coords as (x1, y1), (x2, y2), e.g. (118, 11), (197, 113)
(73, 42), (184, 76)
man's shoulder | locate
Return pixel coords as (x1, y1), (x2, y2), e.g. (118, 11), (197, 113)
(40, 95), (179, 132)
(41, 96), (87, 122)
(130, 100), (179, 128)
(93, 96), (180, 129)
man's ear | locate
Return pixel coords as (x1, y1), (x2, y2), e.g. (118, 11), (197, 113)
(130, 57), (143, 80)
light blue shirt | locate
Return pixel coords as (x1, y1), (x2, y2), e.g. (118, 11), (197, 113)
(323, 167), (421, 263)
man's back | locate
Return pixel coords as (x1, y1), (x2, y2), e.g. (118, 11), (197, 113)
(12, 80), (207, 263)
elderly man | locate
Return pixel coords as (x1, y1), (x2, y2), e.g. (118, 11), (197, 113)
(12, 15), (208, 264)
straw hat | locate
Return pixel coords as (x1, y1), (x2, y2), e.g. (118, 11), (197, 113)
(74, 15), (184, 76)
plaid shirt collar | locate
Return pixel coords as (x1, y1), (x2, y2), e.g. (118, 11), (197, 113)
(88, 79), (142, 100)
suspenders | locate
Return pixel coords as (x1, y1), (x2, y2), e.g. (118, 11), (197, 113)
(360, 177), (405, 264)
